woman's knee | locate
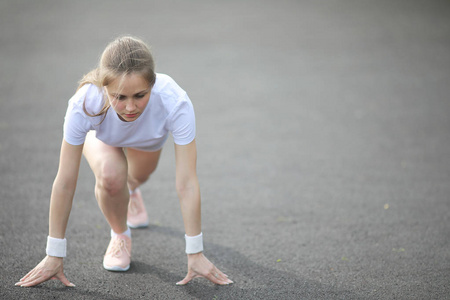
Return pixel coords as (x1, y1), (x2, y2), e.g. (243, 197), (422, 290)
(128, 172), (151, 186)
(126, 148), (161, 186)
(96, 162), (128, 196)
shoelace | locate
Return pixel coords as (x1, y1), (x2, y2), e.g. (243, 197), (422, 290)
(108, 238), (130, 258)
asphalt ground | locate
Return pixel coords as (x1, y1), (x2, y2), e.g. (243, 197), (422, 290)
(1, 0), (449, 299)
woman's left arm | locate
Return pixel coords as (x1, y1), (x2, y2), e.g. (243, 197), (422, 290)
(174, 139), (232, 285)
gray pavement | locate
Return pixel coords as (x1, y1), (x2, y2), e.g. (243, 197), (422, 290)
(1, 0), (450, 299)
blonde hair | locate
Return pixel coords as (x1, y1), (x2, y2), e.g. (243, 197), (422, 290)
(79, 36), (156, 119)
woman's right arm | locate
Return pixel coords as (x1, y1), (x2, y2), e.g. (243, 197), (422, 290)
(15, 139), (83, 287)
(49, 140), (84, 239)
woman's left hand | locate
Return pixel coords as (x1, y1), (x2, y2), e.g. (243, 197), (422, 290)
(176, 252), (233, 285)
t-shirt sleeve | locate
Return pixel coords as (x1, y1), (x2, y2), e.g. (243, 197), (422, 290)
(168, 94), (196, 145)
(63, 100), (92, 145)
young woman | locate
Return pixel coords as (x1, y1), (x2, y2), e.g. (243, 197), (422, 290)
(15, 36), (232, 287)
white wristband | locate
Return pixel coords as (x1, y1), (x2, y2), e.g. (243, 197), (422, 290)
(185, 232), (204, 254)
(46, 236), (67, 257)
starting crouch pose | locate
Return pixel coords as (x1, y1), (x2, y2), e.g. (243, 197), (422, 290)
(16, 36), (232, 287)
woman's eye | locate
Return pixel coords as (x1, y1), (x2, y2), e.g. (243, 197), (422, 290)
(135, 94), (145, 99)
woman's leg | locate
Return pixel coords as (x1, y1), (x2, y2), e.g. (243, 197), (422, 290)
(83, 132), (129, 235)
(126, 147), (162, 191)
(125, 147), (162, 228)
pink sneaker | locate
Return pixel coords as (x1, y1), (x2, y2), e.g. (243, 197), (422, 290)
(103, 234), (132, 272)
(127, 188), (149, 228)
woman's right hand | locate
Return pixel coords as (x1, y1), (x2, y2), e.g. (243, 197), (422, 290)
(15, 256), (75, 287)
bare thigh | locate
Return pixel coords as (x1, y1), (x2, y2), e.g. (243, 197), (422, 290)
(83, 132), (162, 190)
(83, 131), (128, 190)
(126, 147), (162, 189)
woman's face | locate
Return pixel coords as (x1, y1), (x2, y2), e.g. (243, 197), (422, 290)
(105, 73), (151, 122)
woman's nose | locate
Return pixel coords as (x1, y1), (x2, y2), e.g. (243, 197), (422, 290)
(126, 100), (136, 111)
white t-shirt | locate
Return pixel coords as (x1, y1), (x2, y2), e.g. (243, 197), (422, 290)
(63, 73), (196, 151)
